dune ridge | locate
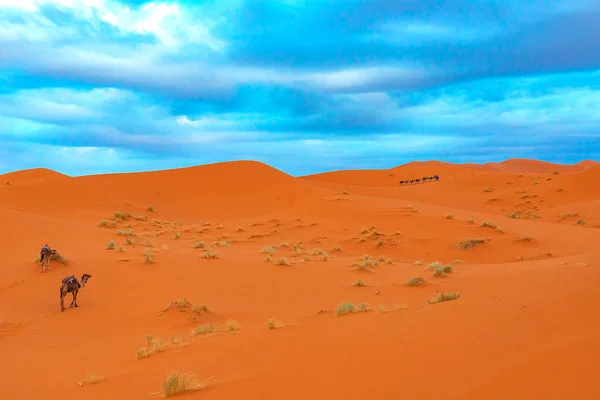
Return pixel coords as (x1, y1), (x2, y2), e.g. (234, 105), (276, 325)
(1, 158), (599, 400)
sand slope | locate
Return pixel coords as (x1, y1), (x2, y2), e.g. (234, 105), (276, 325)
(1, 158), (599, 400)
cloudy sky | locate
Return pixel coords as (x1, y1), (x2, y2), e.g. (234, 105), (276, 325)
(1, 0), (599, 176)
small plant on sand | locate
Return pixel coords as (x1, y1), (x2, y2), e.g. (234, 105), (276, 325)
(5, 180), (10, 185)
(116, 228), (137, 236)
(202, 250), (219, 259)
(147, 206), (155, 212)
(143, 249), (154, 263)
(225, 319), (240, 333)
(458, 238), (486, 249)
(161, 371), (206, 397)
(236, 227), (244, 232)
(427, 291), (460, 304)
(483, 188), (493, 192)
(215, 240), (230, 247)
(267, 318), (284, 330)
(97, 220), (117, 228)
(406, 276), (426, 286)
(77, 372), (103, 387)
(136, 336), (165, 359)
(332, 245), (342, 252)
(106, 241), (115, 250)
(303, 255), (311, 262)
(261, 246), (276, 255)
(509, 212), (519, 219)
(114, 211), (132, 221)
(577, 219), (586, 225)
(191, 323), (216, 337)
(117, 247), (125, 252)
(193, 241), (205, 249)
(311, 248), (326, 256)
(480, 221), (498, 229)
(276, 257), (292, 266)
(335, 301), (371, 316)
(518, 235), (534, 242)
(171, 232), (181, 240)
(445, 213), (454, 220)
(352, 280), (368, 287)
(125, 238), (136, 245)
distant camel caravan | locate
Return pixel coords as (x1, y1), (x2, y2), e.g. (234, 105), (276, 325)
(399, 175), (439, 186)
(60, 274), (92, 312)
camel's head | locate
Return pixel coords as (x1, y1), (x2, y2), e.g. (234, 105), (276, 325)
(80, 273), (92, 287)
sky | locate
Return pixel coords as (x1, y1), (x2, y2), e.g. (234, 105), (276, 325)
(0, 0), (599, 176)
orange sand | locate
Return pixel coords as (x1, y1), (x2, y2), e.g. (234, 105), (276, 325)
(1, 159), (599, 399)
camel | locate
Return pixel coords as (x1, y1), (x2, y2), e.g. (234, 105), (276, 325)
(40, 244), (57, 273)
(60, 274), (92, 312)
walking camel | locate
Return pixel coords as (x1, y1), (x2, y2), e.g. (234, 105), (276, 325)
(60, 274), (92, 312)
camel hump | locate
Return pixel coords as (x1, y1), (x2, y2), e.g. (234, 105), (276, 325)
(62, 275), (76, 285)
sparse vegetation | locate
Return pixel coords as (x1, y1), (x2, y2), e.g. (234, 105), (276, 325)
(114, 211), (132, 221)
(352, 280), (368, 287)
(193, 241), (205, 249)
(136, 336), (165, 359)
(267, 318), (284, 329)
(147, 206), (155, 212)
(226, 319), (240, 333)
(116, 228), (137, 236)
(276, 257), (292, 266)
(106, 241), (115, 250)
(480, 221), (498, 229)
(191, 323), (216, 337)
(161, 371), (206, 397)
(332, 245), (342, 252)
(143, 249), (154, 263)
(483, 188), (493, 192)
(458, 238), (486, 249)
(202, 250), (219, 259)
(445, 213), (454, 220)
(406, 276), (426, 286)
(509, 212), (519, 219)
(427, 291), (461, 304)
(335, 301), (371, 316)
(77, 372), (103, 387)
(261, 246), (276, 255)
(97, 220), (117, 228)
(577, 219), (586, 225)
(518, 235), (534, 242)
(215, 240), (231, 247)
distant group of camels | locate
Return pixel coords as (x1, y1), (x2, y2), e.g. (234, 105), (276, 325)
(399, 175), (440, 185)
(40, 244), (92, 312)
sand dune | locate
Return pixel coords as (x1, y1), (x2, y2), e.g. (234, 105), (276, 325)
(1, 158), (599, 400)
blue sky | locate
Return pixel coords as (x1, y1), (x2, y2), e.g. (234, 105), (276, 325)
(0, 0), (599, 176)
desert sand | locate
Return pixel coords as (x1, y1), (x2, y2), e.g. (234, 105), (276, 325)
(1, 158), (599, 399)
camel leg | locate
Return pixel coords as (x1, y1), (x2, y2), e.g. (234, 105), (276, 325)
(60, 290), (65, 312)
(71, 290), (78, 307)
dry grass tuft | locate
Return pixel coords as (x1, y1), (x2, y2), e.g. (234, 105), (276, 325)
(143, 249), (155, 263)
(97, 220), (117, 228)
(106, 241), (115, 250)
(226, 319), (240, 333)
(518, 235), (534, 242)
(191, 323), (217, 337)
(161, 371), (206, 397)
(116, 228), (137, 236)
(77, 372), (103, 387)
(445, 213), (454, 220)
(352, 280), (368, 287)
(267, 318), (284, 330)
(427, 291), (461, 304)
(457, 238), (486, 249)
(406, 276), (426, 286)
(332, 245), (342, 252)
(136, 336), (165, 359)
(335, 301), (372, 316)
(202, 250), (219, 259)
(215, 240), (231, 247)
(577, 219), (586, 225)
(276, 257), (292, 266)
(193, 241), (205, 249)
(480, 221), (498, 229)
